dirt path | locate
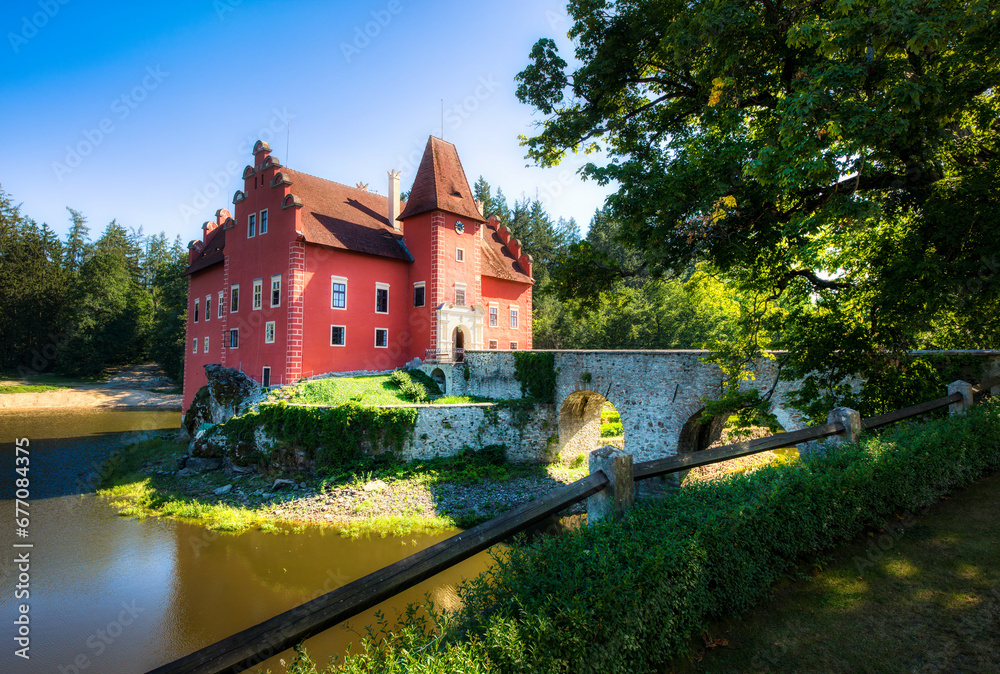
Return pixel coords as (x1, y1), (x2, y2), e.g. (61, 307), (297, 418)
(0, 364), (182, 410)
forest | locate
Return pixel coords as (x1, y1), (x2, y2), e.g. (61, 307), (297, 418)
(0, 178), (738, 387)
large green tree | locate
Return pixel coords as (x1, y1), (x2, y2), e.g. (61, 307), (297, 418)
(517, 0), (1000, 417)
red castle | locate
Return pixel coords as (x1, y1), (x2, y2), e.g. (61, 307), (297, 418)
(183, 136), (534, 410)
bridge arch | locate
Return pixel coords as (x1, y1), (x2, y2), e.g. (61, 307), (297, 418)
(557, 389), (625, 463)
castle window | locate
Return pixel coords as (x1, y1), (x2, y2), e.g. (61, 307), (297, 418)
(489, 340), (498, 349)
(229, 329), (239, 349)
(509, 341), (518, 350)
(194, 298), (200, 323)
(510, 306), (519, 329)
(262, 367), (271, 388)
(270, 275), (281, 308)
(253, 279), (262, 310)
(375, 328), (388, 348)
(375, 283), (389, 314)
(456, 248), (464, 262)
(248, 213), (256, 238)
(218, 291), (224, 319)
(413, 282), (425, 308)
(331, 325), (346, 347)
(230, 284), (240, 313)
(489, 304), (498, 327)
(454, 283), (466, 307)
(192, 338), (198, 354)
(259, 209), (268, 234)
(204, 336), (210, 353)
(205, 295), (211, 321)
(265, 321), (275, 344)
(331, 276), (347, 309)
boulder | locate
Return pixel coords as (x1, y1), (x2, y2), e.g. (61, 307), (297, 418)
(214, 484), (233, 496)
(272, 478), (296, 491)
(183, 364), (265, 435)
(177, 468), (196, 478)
(185, 457), (223, 473)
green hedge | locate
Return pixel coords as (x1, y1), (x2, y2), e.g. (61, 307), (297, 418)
(324, 400), (1000, 673)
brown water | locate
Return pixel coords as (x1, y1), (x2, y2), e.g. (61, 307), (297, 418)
(0, 409), (492, 673)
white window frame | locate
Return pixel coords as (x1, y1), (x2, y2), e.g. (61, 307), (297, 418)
(456, 247), (464, 262)
(489, 303), (498, 327)
(509, 341), (518, 350)
(374, 328), (388, 348)
(488, 339), (498, 349)
(203, 336), (210, 353)
(252, 279), (263, 310)
(218, 291), (224, 319)
(375, 282), (390, 314)
(270, 274), (281, 308)
(205, 294), (211, 322)
(194, 298), (200, 323)
(192, 338), (198, 353)
(259, 209), (268, 234)
(510, 305), (519, 329)
(454, 282), (466, 307)
(261, 366), (271, 388)
(230, 284), (240, 313)
(229, 328), (239, 349)
(331, 276), (347, 310)
(264, 321), (275, 344)
(248, 213), (256, 238)
(330, 325), (346, 347)
(413, 281), (425, 308)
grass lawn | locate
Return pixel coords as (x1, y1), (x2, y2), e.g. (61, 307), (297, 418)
(274, 374), (492, 407)
(670, 470), (1000, 673)
(0, 382), (71, 394)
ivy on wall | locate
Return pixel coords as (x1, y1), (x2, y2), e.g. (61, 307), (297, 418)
(218, 402), (417, 468)
(513, 352), (556, 402)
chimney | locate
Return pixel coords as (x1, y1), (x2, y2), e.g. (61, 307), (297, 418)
(520, 253), (533, 278)
(187, 239), (204, 264)
(475, 199), (484, 216)
(202, 220), (218, 240)
(498, 226), (511, 245)
(215, 208), (231, 228)
(387, 170), (401, 231)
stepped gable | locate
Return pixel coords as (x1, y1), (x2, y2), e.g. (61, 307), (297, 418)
(185, 226), (226, 274)
(283, 168), (410, 261)
(398, 136), (484, 222)
(481, 223), (532, 283)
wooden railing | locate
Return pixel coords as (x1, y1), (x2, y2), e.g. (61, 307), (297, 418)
(148, 376), (1000, 674)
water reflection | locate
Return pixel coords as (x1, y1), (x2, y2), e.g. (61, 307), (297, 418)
(0, 409), (492, 673)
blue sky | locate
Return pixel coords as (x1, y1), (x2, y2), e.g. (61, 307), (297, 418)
(0, 0), (612, 244)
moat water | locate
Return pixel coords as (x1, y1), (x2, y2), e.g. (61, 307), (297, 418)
(0, 409), (491, 673)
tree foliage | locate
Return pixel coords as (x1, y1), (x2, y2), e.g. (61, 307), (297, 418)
(517, 0), (1000, 416)
(0, 185), (188, 381)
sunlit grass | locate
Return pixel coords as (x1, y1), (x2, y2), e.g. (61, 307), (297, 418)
(0, 382), (70, 394)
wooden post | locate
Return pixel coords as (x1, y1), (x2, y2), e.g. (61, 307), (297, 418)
(948, 380), (973, 415)
(588, 446), (634, 524)
(827, 407), (861, 444)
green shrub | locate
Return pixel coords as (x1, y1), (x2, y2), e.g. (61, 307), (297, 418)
(330, 400), (1000, 673)
(407, 369), (444, 396)
(600, 421), (624, 437)
(388, 370), (408, 388)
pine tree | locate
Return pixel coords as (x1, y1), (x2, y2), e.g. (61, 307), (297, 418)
(63, 207), (90, 274)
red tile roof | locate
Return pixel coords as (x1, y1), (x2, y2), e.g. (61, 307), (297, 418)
(398, 137), (485, 222)
(282, 168), (411, 261)
(481, 226), (532, 284)
(185, 226), (226, 275)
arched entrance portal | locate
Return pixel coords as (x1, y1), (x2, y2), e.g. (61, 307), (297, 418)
(557, 390), (624, 464)
(452, 326), (466, 362)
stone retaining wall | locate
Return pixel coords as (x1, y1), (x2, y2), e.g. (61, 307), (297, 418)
(395, 402), (558, 462)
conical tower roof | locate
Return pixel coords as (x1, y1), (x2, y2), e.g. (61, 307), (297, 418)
(398, 136), (484, 222)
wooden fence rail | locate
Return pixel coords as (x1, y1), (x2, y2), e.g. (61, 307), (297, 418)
(148, 376), (1000, 673)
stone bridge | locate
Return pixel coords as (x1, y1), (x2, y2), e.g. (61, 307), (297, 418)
(425, 349), (1000, 466)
